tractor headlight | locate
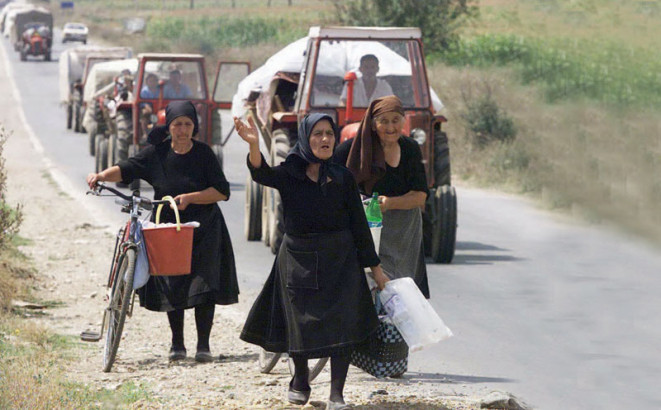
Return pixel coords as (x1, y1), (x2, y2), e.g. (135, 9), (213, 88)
(411, 128), (426, 145)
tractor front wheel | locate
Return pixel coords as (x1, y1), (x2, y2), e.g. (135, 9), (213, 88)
(430, 185), (457, 264)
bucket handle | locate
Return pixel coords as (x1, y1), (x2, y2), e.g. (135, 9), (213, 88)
(155, 195), (181, 231)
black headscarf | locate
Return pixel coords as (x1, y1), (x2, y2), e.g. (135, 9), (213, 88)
(147, 100), (199, 145)
(286, 113), (340, 194)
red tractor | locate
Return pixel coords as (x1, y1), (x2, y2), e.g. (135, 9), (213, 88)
(236, 26), (457, 263)
(14, 8), (52, 62)
(108, 53), (249, 189)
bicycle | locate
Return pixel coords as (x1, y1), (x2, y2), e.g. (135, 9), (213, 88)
(80, 183), (169, 372)
(258, 349), (329, 382)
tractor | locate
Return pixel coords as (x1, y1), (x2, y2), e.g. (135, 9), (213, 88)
(234, 26), (457, 263)
(106, 53), (249, 188)
(59, 46), (133, 132)
(13, 8), (52, 61)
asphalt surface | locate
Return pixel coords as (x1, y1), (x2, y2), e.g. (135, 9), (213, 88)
(2, 29), (661, 410)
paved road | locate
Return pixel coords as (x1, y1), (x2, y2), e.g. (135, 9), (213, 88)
(2, 31), (660, 410)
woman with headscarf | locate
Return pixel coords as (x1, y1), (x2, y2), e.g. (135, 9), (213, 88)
(334, 95), (430, 299)
(234, 113), (389, 409)
(86, 101), (239, 364)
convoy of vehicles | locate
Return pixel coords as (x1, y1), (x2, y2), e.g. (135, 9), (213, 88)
(1, 7), (457, 264)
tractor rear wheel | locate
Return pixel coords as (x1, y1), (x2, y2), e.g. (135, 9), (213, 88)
(107, 133), (117, 167)
(128, 144), (140, 190)
(96, 138), (108, 175)
(430, 185), (457, 264)
(434, 130), (451, 186)
(115, 111), (132, 164)
(245, 175), (262, 241)
(268, 130), (290, 254)
(94, 135), (104, 173)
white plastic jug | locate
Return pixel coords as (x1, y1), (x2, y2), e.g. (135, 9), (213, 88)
(379, 277), (453, 352)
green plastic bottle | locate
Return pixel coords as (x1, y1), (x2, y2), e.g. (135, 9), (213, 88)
(365, 192), (383, 229)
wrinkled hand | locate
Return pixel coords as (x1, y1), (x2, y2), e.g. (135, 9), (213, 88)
(371, 265), (390, 291)
(378, 195), (389, 213)
(234, 116), (259, 146)
(86, 173), (101, 190)
(173, 194), (190, 211)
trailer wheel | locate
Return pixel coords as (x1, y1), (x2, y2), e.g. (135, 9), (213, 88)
(96, 138), (108, 174)
(73, 102), (82, 133)
(245, 175), (262, 241)
(430, 185), (457, 264)
(268, 130), (290, 254)
(66, 103), (73, 130)
(20, 49), (26, 61)
(44, 51), (51, 62)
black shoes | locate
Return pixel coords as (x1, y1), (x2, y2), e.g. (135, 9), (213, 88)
(168, 347), (186, 361)
(287, 377), (311, 405)
(195, 349), (214, 363)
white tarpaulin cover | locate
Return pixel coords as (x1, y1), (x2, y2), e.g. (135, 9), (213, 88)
(231, 36), (443, 118)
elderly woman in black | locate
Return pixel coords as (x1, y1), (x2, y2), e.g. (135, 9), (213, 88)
(86, 101), (239, 363)
(334, 95), (430, 299)
(235, 113), (389, 409)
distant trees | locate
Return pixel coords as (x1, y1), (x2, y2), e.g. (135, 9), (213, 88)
(333, 0), (478, 53)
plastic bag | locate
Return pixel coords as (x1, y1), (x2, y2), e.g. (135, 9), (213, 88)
(379, 277), (453, 352)
(133, 221), (150, 290)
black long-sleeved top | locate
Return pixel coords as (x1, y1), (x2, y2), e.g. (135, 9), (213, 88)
(334, 136), (429, 198)
(248, 153), (380, 268)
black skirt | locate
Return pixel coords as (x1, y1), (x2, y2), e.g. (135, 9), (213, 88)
(137, 205), (239, 312)
(240, 230), (378, 358)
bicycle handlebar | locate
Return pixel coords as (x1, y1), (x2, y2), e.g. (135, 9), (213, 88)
(88, 183), (173, 211)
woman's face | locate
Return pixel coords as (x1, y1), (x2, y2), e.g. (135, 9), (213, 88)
(169, 115), (195, 143)
(373, 112), (404, 144)
(309, 119), (335, 160)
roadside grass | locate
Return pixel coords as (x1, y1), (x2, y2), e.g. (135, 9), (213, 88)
(0, 241), (154, 408)
(429, 63), (661, 242)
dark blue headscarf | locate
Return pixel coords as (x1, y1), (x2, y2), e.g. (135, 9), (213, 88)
(147, 100), (199, 145)
(287, 113), (340, 194)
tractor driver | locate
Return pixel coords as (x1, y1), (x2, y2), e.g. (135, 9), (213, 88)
(163, 69), (193, 99)
(340, 54), (394, 107)
(140, 73), (160, 99)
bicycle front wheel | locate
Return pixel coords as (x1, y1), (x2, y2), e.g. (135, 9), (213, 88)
(288, 357), (329, 382)
(102, 247), (136, 372)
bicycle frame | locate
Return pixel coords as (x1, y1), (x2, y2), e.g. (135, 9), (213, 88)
(81, 183), (168, 372)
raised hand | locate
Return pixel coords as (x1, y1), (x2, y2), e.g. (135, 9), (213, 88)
(234, 116), (259, 146)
